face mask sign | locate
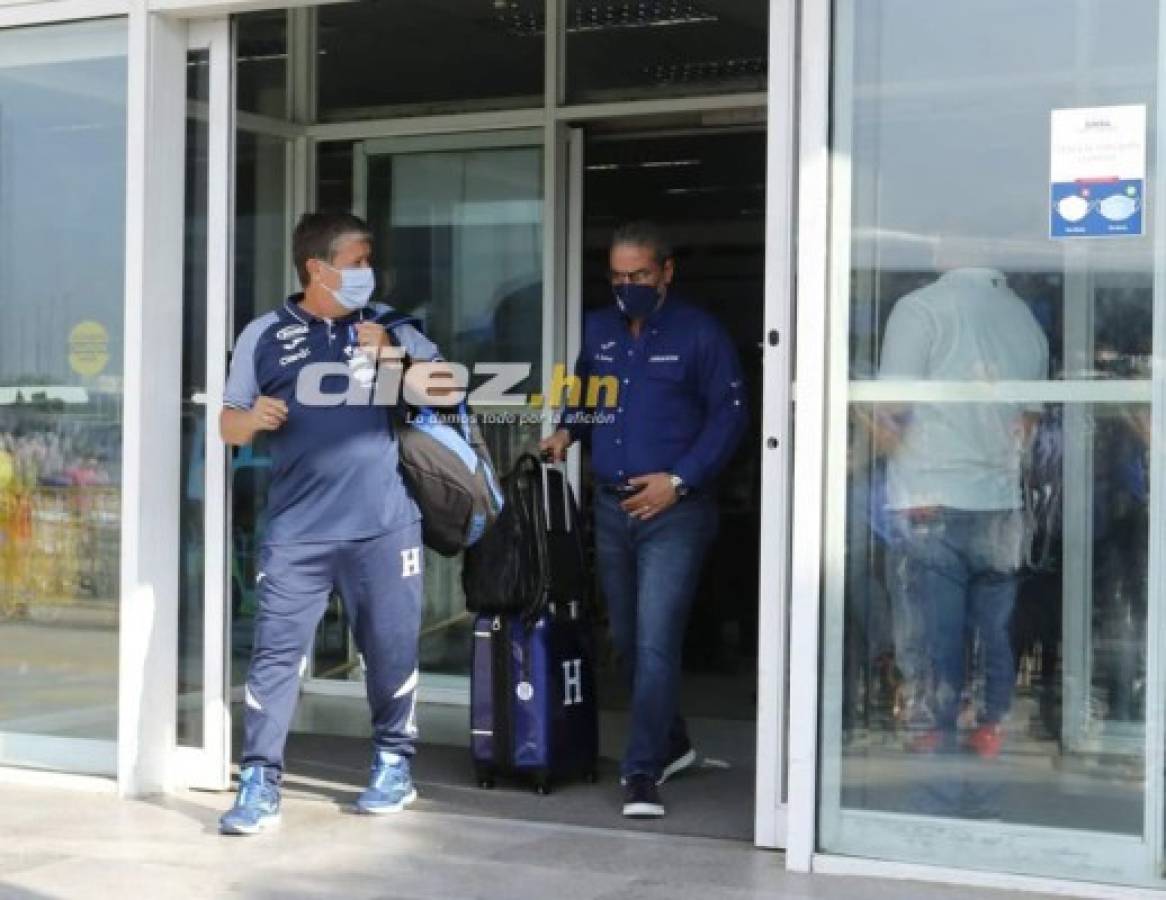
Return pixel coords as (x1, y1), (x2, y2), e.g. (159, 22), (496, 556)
(1056, 194), (1092, 224)
(1098, 193), (1139, 222)
(322, 261), (375, 310)
(613, 282), (662, 319)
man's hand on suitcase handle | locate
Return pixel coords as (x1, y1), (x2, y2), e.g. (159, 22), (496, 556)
(539, 429), (572, 464)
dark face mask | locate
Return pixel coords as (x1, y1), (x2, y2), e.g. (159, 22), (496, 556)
(613, 283), (662, 319)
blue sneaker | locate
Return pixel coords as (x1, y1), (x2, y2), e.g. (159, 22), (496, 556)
(355, 750), (417, 814)
(219, 766), (281, 835)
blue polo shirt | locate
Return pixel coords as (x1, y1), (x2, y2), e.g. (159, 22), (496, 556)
(224, 296), (440, 545)
(561, 295), (747, 490)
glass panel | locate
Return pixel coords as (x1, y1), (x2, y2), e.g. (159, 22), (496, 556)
(822, 0), (1159, 883)
(234, 131), (290, 335)
(178, 49), (211, 748)
(231, 131), (290, 701)
(316, 140), (356, 213)
(236, 11), (287, 118)
(368, 146), (543, 392)
(0, 20), (127, 754)
(313, 141), (544, 682)
(566, 0), (767, 103)
(317, 0), (543, 122)
(840, 402), (1147, 829)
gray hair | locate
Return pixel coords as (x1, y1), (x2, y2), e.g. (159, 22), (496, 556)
(293, 211), (374, 288)
(611, 220), (674, 265)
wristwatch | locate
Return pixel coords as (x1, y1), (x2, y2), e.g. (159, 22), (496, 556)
(669, 474), (689, 499)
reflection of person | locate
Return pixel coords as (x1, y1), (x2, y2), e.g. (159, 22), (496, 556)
(0, 437), (13, 492)
(541, 222), (747, 818)
(876, 252), (1048, 757)
(217, 212), (445, 835)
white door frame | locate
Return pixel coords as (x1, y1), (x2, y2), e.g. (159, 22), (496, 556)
(170, 15), (233, 792)
(784, 0), (832, 870)
(0, 5), (228, 797)
(753, 0), (797, 851)
(117, 1), (189, 797)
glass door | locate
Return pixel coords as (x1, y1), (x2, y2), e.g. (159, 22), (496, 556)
(0, 18), (129, 776)
(304, 130), (546, 701)
(818, 0), (1164, 886)
(174, 17), (232, 790)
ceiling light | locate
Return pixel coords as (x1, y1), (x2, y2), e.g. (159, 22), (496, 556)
(492, 1), (721, 37)
(639, 158), (700, 168)
(644, 57), (767, 84)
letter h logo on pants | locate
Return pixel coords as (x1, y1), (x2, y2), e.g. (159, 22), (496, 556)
(562, 658), (583, 707)
(400, 547), (422, 578)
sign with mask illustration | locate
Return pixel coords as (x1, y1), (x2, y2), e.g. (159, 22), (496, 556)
(1050, 105), (1146, 238)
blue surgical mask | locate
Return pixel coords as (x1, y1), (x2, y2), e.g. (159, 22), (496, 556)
(323, 263), (375, 310)
(613, 283), (662, 320)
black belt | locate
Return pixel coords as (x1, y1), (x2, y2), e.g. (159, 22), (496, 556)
(598, 481), (703, 499)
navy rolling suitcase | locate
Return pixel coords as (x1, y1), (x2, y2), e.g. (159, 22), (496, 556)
(470, 607), (599, 793)
(468, 460), (598, 793)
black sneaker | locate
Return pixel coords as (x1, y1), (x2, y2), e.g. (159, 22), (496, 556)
(622, 774), (665, 818)
(658, 737), (697, 785)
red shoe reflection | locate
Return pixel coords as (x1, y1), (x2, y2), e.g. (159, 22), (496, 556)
(967, 724), (1003, 759)
(906, 729), (942, 754)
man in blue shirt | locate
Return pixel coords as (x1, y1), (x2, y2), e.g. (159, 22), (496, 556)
(541, 221), (747, 818)
(217, 212), (442, 834)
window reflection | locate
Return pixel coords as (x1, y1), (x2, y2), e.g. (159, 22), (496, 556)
(843, 399), (1148, 833)
(0, 20), (127, 752)
(827, 2), (1158, 869)
(868, 260), (1048, 771)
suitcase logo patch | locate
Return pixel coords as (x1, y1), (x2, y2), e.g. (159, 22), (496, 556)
(516, 681), (534, 702)
(562, 659), (584, 707)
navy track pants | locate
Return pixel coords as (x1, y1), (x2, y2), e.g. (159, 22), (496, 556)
(241, 523), (424, 775)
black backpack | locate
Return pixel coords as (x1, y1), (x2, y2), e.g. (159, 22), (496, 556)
(462, 453), (587, 620)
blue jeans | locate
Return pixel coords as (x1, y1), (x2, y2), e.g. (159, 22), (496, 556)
(594, 490), (718, 779)
(888, 508), (1022, 739)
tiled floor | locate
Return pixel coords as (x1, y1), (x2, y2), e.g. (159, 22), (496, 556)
(0, 781), (1056, 900)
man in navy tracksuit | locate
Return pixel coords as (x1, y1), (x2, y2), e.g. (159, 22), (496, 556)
(542, 221), (747, 819)
(218, 212), (441, 834)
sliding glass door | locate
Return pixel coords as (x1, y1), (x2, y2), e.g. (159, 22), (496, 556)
(818, 0), (1166, 886)
(0, 18), (128, 776)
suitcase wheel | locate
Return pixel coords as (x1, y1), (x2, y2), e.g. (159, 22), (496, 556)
(584, 769), (599, 785)
(475, 765), (496, 790)
(534, 772), (552, 796)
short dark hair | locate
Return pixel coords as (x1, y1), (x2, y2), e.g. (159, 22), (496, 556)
(611, 220), (673, 266)
(292, 212), (373, 288)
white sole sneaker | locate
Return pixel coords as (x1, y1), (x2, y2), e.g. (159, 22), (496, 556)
(658, 748), (697, 785)
(356, 788), (418, 815)
(220, 813), (281, 835)
(623, 800), (665, 819)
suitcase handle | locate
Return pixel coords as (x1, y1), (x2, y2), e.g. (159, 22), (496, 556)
(519, 450), (590, 620)
(515, 453), (554, 622)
